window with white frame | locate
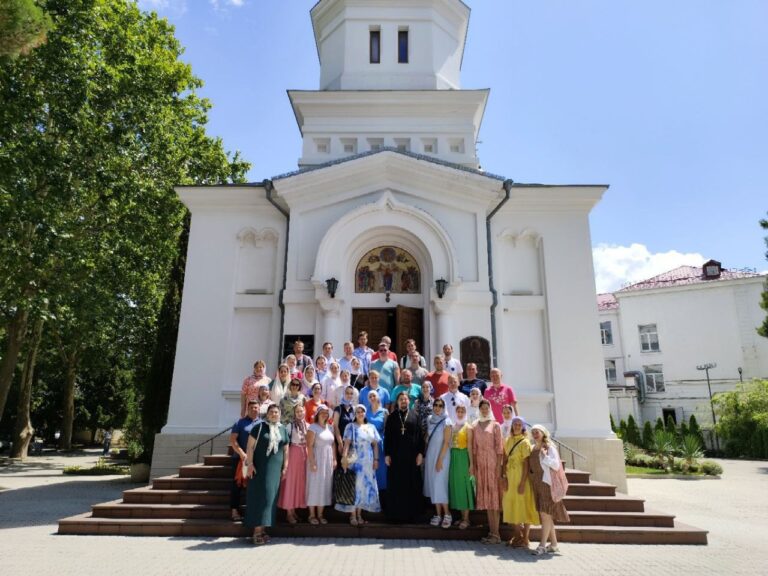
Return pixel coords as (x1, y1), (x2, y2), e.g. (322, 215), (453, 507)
(639, 324), (660, 352)
(604, 360), (617, 384)
(341, 138), (357, 154)
(394, 138), (411, 152)
(600, 321), (613, 345)
(643, 364), (665, 393)
(421, 138), (437, 154)
(367, 137), (384, 152)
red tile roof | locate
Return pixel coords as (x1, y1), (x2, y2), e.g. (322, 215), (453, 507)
(597, 293), (619, 311)
(617, 265), (763, 293)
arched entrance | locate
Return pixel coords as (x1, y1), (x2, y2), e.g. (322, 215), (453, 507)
(311, 191), (459, 360)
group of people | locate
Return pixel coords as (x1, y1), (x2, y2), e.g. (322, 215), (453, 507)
(231, 334), (569, 555)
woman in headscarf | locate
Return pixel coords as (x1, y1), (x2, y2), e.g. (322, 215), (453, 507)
(302, 365), (320, 397)
(448, 403), (474, 530)
(306, 404), (335, 525)
(321, 361), (343, 408)
(333, 385), (356, 457)
(270, 363), (292, 404)
(528, 424), (570, 556)
(279, 378), (306, 425)
(336, 369), (360, 407)
(467, 388), (482, 424)
(244, 403), (289, 545)
(277, 403), (308, 523)
(424, 397), (453, 528)
(339, 404), (381, 525)
(471, 398), (504, 544)
(500, 404), (515, 440)
(502, 415), (539, 548)
(366, 389), (388, 496)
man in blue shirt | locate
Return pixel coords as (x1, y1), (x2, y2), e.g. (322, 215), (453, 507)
(459, 362), (487, 397)
(359, 370), (391, 413)
(229, 400), (260, 521)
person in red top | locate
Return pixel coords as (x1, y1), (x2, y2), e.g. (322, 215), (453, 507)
(483, 368), (518, 423)
(370, 336), (397, 362)
(425, 355), (450, 398)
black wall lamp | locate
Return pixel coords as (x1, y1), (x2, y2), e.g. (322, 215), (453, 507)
(325, 277), (339, 298)
(435, 277), (448, 299)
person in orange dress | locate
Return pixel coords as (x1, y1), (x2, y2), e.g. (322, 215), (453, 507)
(470, 398), (504, 544)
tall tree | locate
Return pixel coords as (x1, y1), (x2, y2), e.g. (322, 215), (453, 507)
(0, 0), (249, 444)
(759, 214), (768, 339)
(0, 0), (52, 58)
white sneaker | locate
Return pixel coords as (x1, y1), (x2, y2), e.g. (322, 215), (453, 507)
(441, 515), (452, 528)
(430, 515), (441, 526)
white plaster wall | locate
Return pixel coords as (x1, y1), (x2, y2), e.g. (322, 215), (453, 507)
(617, 280), (768, 385)
(316, 4), (465, 91)
(163, 190), (286, 434)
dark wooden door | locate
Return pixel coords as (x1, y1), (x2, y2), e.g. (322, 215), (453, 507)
(352, 309), (390, 352)
(396, 305), (424, 360)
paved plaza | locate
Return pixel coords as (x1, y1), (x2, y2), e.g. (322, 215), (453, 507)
(1, 449), (766, 576)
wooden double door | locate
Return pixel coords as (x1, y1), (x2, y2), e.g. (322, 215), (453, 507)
(352, 306), (424, 358)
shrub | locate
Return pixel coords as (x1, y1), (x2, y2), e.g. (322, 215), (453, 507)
(665, 415), (678, 436)
(689, 414), (706, 447)
(650, 429), (677, 470)
(655, 417), (665, 433)
(714, 380), (768, 459)
(679, 434), (704, 471)
(625, 415), (642, 447)
(700, 460), (723, 476)
(618, 419), (627, 441)
(642, 420), (654, 450)
(623, 442), (642, 463)
(610, 414), (617, 434)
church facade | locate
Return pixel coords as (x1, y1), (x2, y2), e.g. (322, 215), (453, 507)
(153, 0), (626, 491)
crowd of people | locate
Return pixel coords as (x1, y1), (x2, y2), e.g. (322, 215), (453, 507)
(231, 334), (569, 554)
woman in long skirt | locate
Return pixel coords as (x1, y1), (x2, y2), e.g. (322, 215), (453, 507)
(278, 404), (308, 523)
(448, 404), (474, 530)
(502, 416), (539, 548)
(306, 404), (335, 524)
(366, 390), (388, 493)
(471, 398), (504, 544)
(424, 398), (452, 528)
(340, 404), (381, 525)
(245, 404), (289, 545)
(528, 424), (570, 555)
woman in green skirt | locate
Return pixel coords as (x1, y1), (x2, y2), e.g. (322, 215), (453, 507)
(448, 403), (474, 529)
(244, 403), (289, 545)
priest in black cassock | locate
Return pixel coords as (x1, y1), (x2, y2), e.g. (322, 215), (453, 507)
(384, 391), (425, 522)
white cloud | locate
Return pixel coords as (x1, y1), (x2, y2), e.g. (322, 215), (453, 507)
(592, 243), (706, 293)
(209, 0), (245, 9)
(136, 0), (187, 15)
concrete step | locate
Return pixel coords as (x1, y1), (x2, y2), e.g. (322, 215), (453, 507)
(152, 476), (229, 490)
(204, 455), (233, 466)
(123, 488), (229, 505)
(92, 501), (231, 520)
(565, 481), (616, 497)
(561, 494), (646, 512)
(58, 513), (706, 544)
(563, 510), (675, 528)
(179, 464), (232, 479)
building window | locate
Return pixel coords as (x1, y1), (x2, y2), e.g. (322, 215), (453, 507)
(639, 324), (660, 352)
(643, 364), (665, 393)
(600, 321), (613, 345)
(370, 29), (381, 64)
(314, 138), (330, 154)
(394, 138), (410, 152)
(367, 137), (384, 152)
(449, 138), (465, 154)
(604, 360), (617, 384)
(421, 138), (437, 154)
(341, 138), (358, 154)
(398, 29), (409, 63)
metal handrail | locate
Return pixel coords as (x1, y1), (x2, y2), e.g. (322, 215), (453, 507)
(551, 436), (588, 470)
(184, 426), (232, 463)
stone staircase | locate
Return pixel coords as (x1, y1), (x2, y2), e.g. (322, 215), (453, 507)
(58, 454), (707, 544)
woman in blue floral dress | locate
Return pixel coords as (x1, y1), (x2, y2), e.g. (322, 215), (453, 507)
(340, 404), (381, 525)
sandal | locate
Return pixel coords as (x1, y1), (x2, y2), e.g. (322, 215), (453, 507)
(287, 514), (298, 525)
(252, 534), (266, 546)
(261, 534), (271, 543)
(350, 516), (359, 526)
(481, 534), (501, 545)
(546, 545), (560, 554)
(429, 515), (441, 526)
(441, 515), (452, 529)
(319, 517), (328, 525)
(308, 517), (319, 525)
(514, 538), (530, 549)
(357, 516), (368, 525)
(458, 520), (470, 530)
(531, 545), (547, 556)
(231, 511), (243, 522)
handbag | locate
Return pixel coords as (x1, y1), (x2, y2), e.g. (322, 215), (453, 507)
(334, 425), (358, 505)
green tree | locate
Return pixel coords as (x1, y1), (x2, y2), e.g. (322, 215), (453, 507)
(759, 215), (768, 339)
(714, 380), (768, 458)
(0, 0), (52, 58)
(665, 415), (678, 436)
(0, 0), (249, 448)
(642, 420), (654, 450)
(654, 417), (665, 433)
(625, 414), (642, 446)
(688, 414), (705, 448)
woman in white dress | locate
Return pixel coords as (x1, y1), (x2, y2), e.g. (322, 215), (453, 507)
(340, 404), (381, 525)
(305, 404), (335, 525)
(424, 398), (453, 528)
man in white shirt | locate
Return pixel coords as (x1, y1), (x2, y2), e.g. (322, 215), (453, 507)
(321, 341), (337, 365)
(338, 341), (356, 373)
(442, 344), (463, 380)
(440, 373), (469, 423)
(399, 339), (427, 369)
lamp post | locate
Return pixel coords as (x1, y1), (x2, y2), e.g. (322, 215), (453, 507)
(737, 367), (743, 383)
(696, 362), (718, 452)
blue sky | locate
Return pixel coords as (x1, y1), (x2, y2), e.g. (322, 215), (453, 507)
(137, 0), (767, 292)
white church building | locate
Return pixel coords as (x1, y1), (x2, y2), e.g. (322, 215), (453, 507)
(153, 0), (626, 491)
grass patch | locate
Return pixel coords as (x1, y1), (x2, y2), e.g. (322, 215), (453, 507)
(626, 465), (669, 475)
(63, 458), (129, 476)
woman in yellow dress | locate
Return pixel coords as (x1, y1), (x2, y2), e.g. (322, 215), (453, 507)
(501, 416), (539, 548)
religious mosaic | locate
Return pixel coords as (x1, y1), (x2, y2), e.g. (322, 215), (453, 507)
(355, 246), (421, 294)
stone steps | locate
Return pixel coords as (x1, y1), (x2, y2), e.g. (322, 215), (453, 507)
(58, 453), (708, 544)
